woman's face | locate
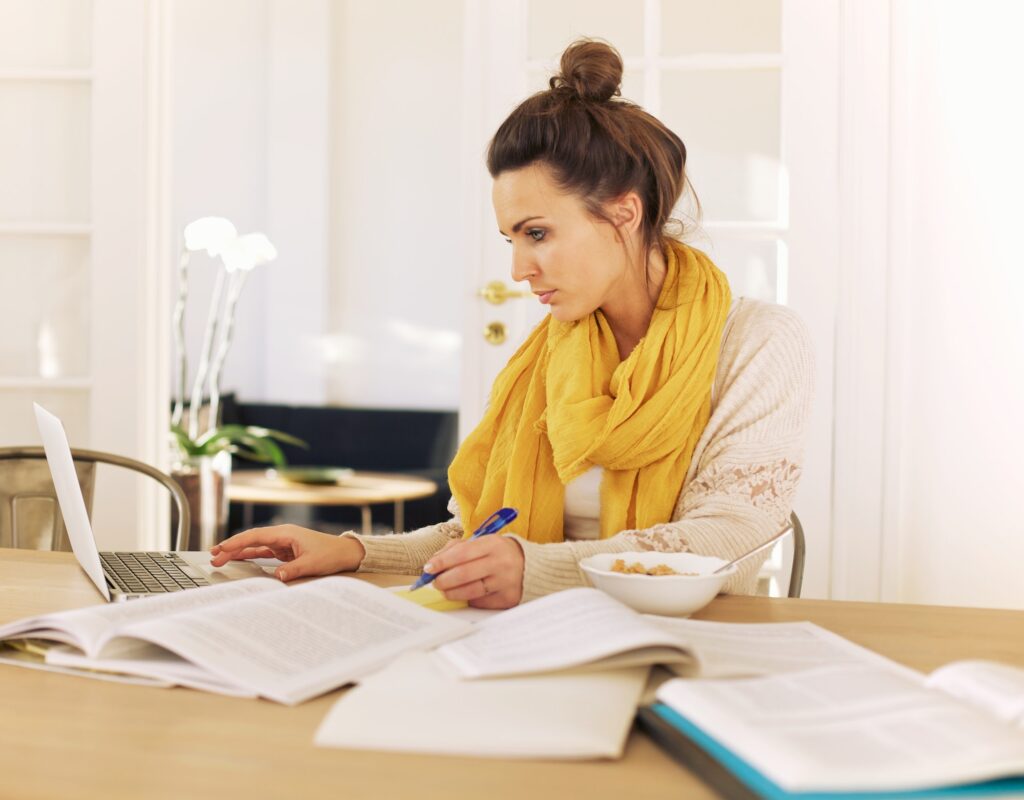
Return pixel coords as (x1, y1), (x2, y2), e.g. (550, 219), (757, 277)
(492, 162), (633, 323)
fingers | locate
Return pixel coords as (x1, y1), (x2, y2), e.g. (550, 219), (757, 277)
(433, 557), (492, 596)
(217, 546), (277, 561)
(427, 535), (525, 607)
(209, 527), (298, 567)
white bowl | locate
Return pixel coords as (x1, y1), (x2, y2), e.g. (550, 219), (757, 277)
(579, 551), (737, 617)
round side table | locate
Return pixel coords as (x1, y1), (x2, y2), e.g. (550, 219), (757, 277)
(226, 470), (438, 535)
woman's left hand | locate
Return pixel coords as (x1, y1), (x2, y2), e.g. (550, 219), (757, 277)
(427, 535), (525, 609)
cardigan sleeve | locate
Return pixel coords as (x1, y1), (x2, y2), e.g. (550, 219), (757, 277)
(342, 495), (464, 575)
(511, 301), (815, 602)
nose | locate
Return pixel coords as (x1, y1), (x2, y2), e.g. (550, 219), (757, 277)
(510, 245), (538, 284)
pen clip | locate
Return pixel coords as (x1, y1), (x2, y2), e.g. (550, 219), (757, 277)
(473, 507), (518, 537)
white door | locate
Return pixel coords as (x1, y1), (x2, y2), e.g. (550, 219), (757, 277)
(459, 0), (839, 598)
(0, 0), (170, 550)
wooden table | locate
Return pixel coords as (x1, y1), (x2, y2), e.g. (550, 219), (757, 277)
(226, 469), (438, 535)
(3, 549), (1024, 800)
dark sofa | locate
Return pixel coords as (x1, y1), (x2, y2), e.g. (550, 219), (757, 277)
(221, 398), (458, 535)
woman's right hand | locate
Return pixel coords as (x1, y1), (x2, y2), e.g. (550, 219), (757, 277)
(209, 525), (365, 582)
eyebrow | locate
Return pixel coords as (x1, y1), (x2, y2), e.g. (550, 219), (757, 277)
(498, 216), (543, 237)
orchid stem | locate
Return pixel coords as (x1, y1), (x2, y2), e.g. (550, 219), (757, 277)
(171, 249), (190, 428)
(188, 267), (226, 440)
(206, 270), (248, 434)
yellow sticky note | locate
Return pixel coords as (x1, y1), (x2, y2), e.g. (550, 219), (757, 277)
(394, 585), (468, 612)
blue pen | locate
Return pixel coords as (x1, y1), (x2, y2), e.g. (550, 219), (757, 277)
(408, 507), (518, 591)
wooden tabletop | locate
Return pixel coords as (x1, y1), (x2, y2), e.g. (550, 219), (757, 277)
(225, 469), (438, 507)
(2, 549), (1024, 800)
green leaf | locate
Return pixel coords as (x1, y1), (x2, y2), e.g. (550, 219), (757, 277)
(169, 426), (201, 457)
(179, 424), (303, 465)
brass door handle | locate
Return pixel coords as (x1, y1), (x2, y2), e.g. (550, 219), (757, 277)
(483, 321), (507, 345)
(479, 280), (530, 305)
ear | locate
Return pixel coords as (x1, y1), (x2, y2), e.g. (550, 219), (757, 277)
(605, 190), (644, 237)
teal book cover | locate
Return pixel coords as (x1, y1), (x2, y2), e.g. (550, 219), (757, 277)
(641, 704), (1024, 800)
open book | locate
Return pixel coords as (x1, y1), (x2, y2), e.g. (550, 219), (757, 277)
(0, 577), (471, 705)
(434, 586), (904, 681)
(315, 588), (912, 760)
(646, 661), (1024, 796)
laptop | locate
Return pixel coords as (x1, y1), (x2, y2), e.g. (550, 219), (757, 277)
(33, 403), (271, 602)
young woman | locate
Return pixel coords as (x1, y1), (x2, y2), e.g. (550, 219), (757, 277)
(210, 40), (814, 609)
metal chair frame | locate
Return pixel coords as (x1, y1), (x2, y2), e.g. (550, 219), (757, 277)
(788, 511), (805, 598)
(0, 446), (189, 551)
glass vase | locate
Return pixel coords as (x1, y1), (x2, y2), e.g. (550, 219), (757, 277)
(170, 450), (232, 551)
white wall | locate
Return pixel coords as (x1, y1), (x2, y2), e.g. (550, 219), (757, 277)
(171, 0), (462, 412)
(171, 0), (272, 403)
(171, 0), (330, 410)
(326, 0), (464, 410)
(884, 0), (1024, 608)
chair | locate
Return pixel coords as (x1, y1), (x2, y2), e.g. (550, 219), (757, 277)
(0, 447), (190, 552)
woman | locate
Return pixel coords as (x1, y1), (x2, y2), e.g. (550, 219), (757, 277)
(210, 40), (814, 608)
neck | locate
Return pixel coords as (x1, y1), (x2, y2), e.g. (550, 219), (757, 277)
(601, 244), (668, 359)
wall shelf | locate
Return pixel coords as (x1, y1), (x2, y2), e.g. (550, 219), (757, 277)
(0, 223), (92, 236)
(0, 69), (92, 82)
(0, 378), (92, 390)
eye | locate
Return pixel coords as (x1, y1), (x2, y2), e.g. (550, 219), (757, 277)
(503, 236), (512, 244)
(527, 228), (546, 242)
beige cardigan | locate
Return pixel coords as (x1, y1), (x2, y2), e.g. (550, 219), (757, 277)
(344, 298), (814, 601)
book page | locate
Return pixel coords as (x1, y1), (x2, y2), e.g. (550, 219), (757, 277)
(116, 576), (474, 705)
(927, 660), (1024, 727)
(658, 664), (1024, 792)
(45, 642), (258, 698)
(315, 650), (648, 759)
(0, 577), (282, 656)
(436, 587), (695, 678)
(647, 617), (919, 679)
(0, 644), (171, 688)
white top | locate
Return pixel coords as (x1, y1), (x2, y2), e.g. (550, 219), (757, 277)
(563, 466), (603, 540)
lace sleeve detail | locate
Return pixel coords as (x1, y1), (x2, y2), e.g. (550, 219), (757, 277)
(618, 456), (803, 593)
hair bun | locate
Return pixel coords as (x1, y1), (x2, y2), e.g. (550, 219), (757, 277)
(552, 39), (623, 103)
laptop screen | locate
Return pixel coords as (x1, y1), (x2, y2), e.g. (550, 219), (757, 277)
(33, 403), (111, 601)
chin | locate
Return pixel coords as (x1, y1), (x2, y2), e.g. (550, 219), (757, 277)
(548, 306), (578, 323)
(549, 301), (593, 324)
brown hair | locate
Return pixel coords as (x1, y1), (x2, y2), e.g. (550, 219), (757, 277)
(486, 39), (699, 269)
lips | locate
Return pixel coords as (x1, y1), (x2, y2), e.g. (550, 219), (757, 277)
(535, 290), (556, 305)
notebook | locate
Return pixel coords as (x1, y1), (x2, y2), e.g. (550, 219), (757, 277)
(33, 403), (268, 602)
(640, 662), (1024, 798)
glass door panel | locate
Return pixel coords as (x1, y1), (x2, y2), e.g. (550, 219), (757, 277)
(527, 0), (644, 60)
(0, 388), (89, 446)
(0, 82), (91, 223)
(692, 234), (784, 303)
(661, 68), (781, 222)
(661, 0), (781, 55)
(0, 0), (93, 70)
(0, 236), (90, 378)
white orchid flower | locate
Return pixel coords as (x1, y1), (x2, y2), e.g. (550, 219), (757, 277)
(183, 217), (237, 256)
(219, 232), (278, 273)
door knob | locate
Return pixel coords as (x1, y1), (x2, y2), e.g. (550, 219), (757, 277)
(483, 321), (507, 345)
(479, 280), (529, 305)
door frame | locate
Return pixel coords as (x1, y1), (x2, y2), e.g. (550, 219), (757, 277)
(91, 0), (172, 549)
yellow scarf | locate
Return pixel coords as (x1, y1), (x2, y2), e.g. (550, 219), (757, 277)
(449, 240), (731, 542)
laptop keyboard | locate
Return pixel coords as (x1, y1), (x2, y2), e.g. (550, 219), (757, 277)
(100, 552), (210, 595)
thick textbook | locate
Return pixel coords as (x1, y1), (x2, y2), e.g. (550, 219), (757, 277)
(644, 661), (1024, 797)
(435, 586), (904, 680)
(0, 576), (471, 705)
